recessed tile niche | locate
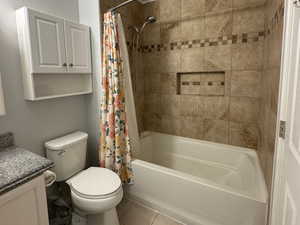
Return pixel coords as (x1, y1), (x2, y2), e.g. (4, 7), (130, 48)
(177, 71), (225, 96)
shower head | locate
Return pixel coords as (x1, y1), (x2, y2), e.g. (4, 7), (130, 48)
(145, 16), (157, 24)
(140, 16), (157, 33)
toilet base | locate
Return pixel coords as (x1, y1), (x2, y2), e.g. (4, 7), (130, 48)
(87, 208), (120, 225)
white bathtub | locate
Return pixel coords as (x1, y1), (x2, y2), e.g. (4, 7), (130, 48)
(127, 132), (268, 225)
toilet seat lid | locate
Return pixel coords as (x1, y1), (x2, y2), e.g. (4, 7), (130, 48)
(68, 167), (121, 198)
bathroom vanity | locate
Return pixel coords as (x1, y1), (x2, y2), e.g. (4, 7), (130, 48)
(0, 134), (53, 225)
(0, 175), (49, 225)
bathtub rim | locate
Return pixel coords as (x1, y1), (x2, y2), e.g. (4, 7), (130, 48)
(137, 132), (268, 203)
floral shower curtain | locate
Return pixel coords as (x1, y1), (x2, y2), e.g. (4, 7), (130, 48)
(99, 12), (133, 184)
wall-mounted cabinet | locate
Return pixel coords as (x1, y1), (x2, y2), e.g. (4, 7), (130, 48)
(16, 7), (92, 100)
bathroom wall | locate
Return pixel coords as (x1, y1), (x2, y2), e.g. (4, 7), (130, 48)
(141, 0), (266, 149)
(0, 0), (88, 156)
(79, 0), (102, 166)
(259, 0), (284, 190)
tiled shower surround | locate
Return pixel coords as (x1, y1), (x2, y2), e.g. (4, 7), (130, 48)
(100, 0), (283, 190)
(142, 0), (266, 148)
(260, 0), (284, 190)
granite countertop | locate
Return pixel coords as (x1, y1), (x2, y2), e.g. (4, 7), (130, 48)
(0, 147), (54, 194)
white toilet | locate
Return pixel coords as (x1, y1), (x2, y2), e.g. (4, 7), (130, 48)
(45, 131), (123, 225)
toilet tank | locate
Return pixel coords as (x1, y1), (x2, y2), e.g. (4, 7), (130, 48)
(45, 131), (88, 182)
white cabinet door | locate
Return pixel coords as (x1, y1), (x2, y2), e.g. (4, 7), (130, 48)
(65, 21), (91, 73)
(28, 9), (67, 73)
(0, 176), (49, 225)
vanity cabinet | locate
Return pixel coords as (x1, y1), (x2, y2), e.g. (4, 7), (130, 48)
(0, 175), (49, 225)
(16, 7), (92, 100)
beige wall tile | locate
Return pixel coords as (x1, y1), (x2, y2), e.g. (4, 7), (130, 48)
(233, 7), (265, 34)
(233, 0), (266, 9)
(143, 23), (161, 44)
(144, 94), (161, 114)
(225, 71), (232, 96)
(204, 96), (229, 120)
(142, 1), (160, 22)
(161, 115), (181, 136)
(143, 112), (161, 132)
(161, 22), (182, 43)
(145, 73), (161, 94)
(203, 119), (229, 144)
(268, 28), (283, 68)
(161, 73), (178, 95)
(269, 68), (281, 114)
(181, 0), (205, 19)
(180, 95), (205, 116)
(181, 17), (205, 41)
(181, 48), (205, 72)
(160, 0), (181, 22)
(205, 0), (233, 13)
(263, 35), (270, 70)
(204, 45), (232, 71)
(229, 122), (259, 148)
(159, 50), (181, 73)
(205, 13), (233, 38)
(231, 70), (261, 98)
(267, 110), (277, 152)
(230, 96), (260, 123)
(161, 94), (181, 116)
(180, 116), (204, 139)
(232, 42), (263, 70)
(143, 52), (161, 73)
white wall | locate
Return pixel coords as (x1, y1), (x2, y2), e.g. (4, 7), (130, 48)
(79, 0), (102, 165)
(0, 0), (88, 156)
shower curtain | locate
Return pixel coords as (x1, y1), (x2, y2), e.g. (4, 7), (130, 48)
(99, 12), (134, 184)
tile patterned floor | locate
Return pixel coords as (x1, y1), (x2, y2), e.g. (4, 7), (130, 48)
(117, 199), (185, 225)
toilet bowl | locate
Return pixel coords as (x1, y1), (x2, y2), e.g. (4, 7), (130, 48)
(67, 167), (123, 225)
(45, 132), (123, 225)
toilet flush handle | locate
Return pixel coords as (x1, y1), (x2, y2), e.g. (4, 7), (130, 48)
(57, 150), (66, 156)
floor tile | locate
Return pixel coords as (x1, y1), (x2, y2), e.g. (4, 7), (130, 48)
(118, 200), (158, 225)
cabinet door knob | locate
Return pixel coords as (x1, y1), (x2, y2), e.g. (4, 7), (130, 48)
(69, 63), (74, 67)
(62, 63), (67, 67)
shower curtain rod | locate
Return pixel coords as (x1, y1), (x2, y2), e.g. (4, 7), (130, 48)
(109, 0), (136, 12)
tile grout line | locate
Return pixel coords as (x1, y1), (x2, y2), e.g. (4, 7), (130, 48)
(150, 213), (159, 225)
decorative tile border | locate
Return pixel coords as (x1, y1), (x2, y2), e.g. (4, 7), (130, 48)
(139, 31), (265, 53)
(125, 1), (284, 53)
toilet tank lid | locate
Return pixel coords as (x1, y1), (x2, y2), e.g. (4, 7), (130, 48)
(45, 131), (88, 151)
